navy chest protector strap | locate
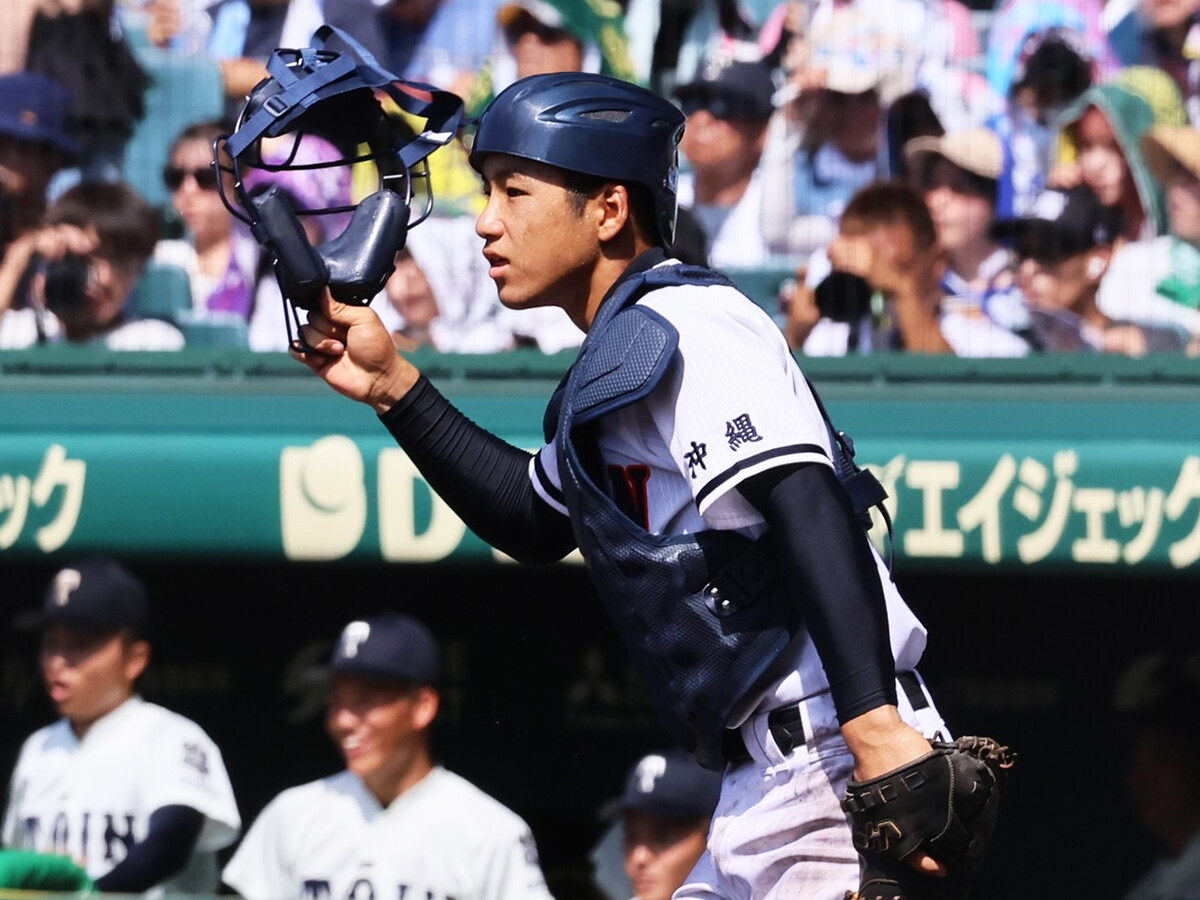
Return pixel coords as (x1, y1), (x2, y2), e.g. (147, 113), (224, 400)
(552, 263), (889, 769)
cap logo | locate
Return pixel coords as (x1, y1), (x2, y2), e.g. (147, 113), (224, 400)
(339, 621), (371, 658)
(1031, 190), (1068, 222)
(20, 110), (38, 127)
(634, 754), (667, 793)
(700, 52), (733, 82)
(52, 569), (82, 607)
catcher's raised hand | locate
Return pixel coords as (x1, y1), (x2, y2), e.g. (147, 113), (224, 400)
(291, 290), (422, 414)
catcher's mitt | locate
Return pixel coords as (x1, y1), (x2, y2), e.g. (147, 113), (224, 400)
(841, 735), (1016, 900)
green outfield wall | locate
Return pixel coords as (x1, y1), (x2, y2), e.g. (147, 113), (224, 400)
(1, 349), (1197, 572)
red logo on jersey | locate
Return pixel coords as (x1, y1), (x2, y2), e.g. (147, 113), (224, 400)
(606, 465), (651, 530)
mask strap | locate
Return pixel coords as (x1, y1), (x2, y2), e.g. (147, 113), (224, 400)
(225, 50), (357, 158)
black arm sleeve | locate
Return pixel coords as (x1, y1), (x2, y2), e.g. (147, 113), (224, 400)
(378, 375), (577, 564)
(92, 805), (204, 893)
(739, 463), (898, 724)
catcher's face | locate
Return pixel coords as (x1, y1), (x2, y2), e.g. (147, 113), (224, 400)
(623, 811), (709, 900)
(326, 673), (438, 802)
(39, 626), (148, 735)
(476, 153), (606, 327)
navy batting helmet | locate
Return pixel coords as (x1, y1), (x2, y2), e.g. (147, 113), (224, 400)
(469, 72), (685, 246)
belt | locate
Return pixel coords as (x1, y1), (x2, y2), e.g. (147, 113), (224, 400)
(722, 671), (930, 764)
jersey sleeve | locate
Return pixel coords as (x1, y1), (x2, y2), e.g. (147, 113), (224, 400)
(529, 443), (567, 516)
(1, 740), (30, 848)
(144, 716), (240, 852)
(477, 822), (556, 900)
(221, 795), (293, 900)
(640, 287), (834, 518)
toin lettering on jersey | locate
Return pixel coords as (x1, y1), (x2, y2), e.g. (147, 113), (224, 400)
(301, 877), (458, 900)
(18, 811), (137, 863)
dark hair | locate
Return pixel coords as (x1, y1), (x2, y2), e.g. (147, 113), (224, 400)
(841, 180), (938, 253)
(168, 119), (231, 160)
(44, 181), (159, 266)
(561, 171), (663, 246)
(1014, 31), (1093, 108)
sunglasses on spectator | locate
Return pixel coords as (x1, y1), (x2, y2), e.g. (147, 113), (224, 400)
(163, 165), (219, 191)
(503, 15), (575, 46)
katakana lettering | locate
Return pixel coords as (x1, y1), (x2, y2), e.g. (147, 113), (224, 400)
(725, 414), (763, 451)
(684, 441), (707, 478)
(0, 473), (32, 550)
(30, 445), (86, 552)
(1164, 455), (1200, 568)
(903, 460), (963, 557)
(0, 445), (86, 552)
(956, 455), (1017, 564)
(1071, 487), (1119, 563)
(1015, 451), (1077, 564)
(1117, 486), (1166, 565)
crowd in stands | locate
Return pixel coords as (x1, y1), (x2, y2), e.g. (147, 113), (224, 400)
(2, 0), (1200, 355)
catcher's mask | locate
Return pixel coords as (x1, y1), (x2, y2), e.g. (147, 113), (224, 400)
(215, 26), (464, 349)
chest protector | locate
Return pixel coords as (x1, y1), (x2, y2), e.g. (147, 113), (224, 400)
(550, 265), (794, 767)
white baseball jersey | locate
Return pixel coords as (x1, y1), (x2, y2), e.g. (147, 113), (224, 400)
(2, 695), (241, 896)
(222, 767), (555, 900)
(531, 262), (928, 714)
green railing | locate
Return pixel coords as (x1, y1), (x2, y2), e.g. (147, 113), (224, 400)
(1, 348), (1198, 572)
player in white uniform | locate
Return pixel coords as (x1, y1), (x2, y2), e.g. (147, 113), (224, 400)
(233, 62), (1007, 897)
(222, 613), (554, 900)
(592, 750), (722, 900)
(2, 558), (241, 896)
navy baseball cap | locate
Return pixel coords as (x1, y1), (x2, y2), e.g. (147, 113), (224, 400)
(991, 186), (1122, 260)
(675, 53), (776, 121)
(0, 73), (78, 158)
(603, 750), (723, 822)
(18, 558), (149, 637)
(330, 614), (441, 686)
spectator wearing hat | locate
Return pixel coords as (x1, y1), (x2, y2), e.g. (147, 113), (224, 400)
(465, 0), (634, 119)
(1052, 66), (1187, 243)
(222, 613), (554, 900)
(788, 180), (1027, 356)
(1095, 124), (1200, 346)
(1114, 653), (1200, 900)
(994, 184), (1191, 354)
(1, 558), (241, 895)
(906, 127), (1033, 354)
(984, 3), (1115, 218)
(590, 750), (722, 900)
(0, 72), (77, 257)
(1133, 0), (1200, 125)
(674, 51), (775, 269)
(760, 7), (905, 258)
